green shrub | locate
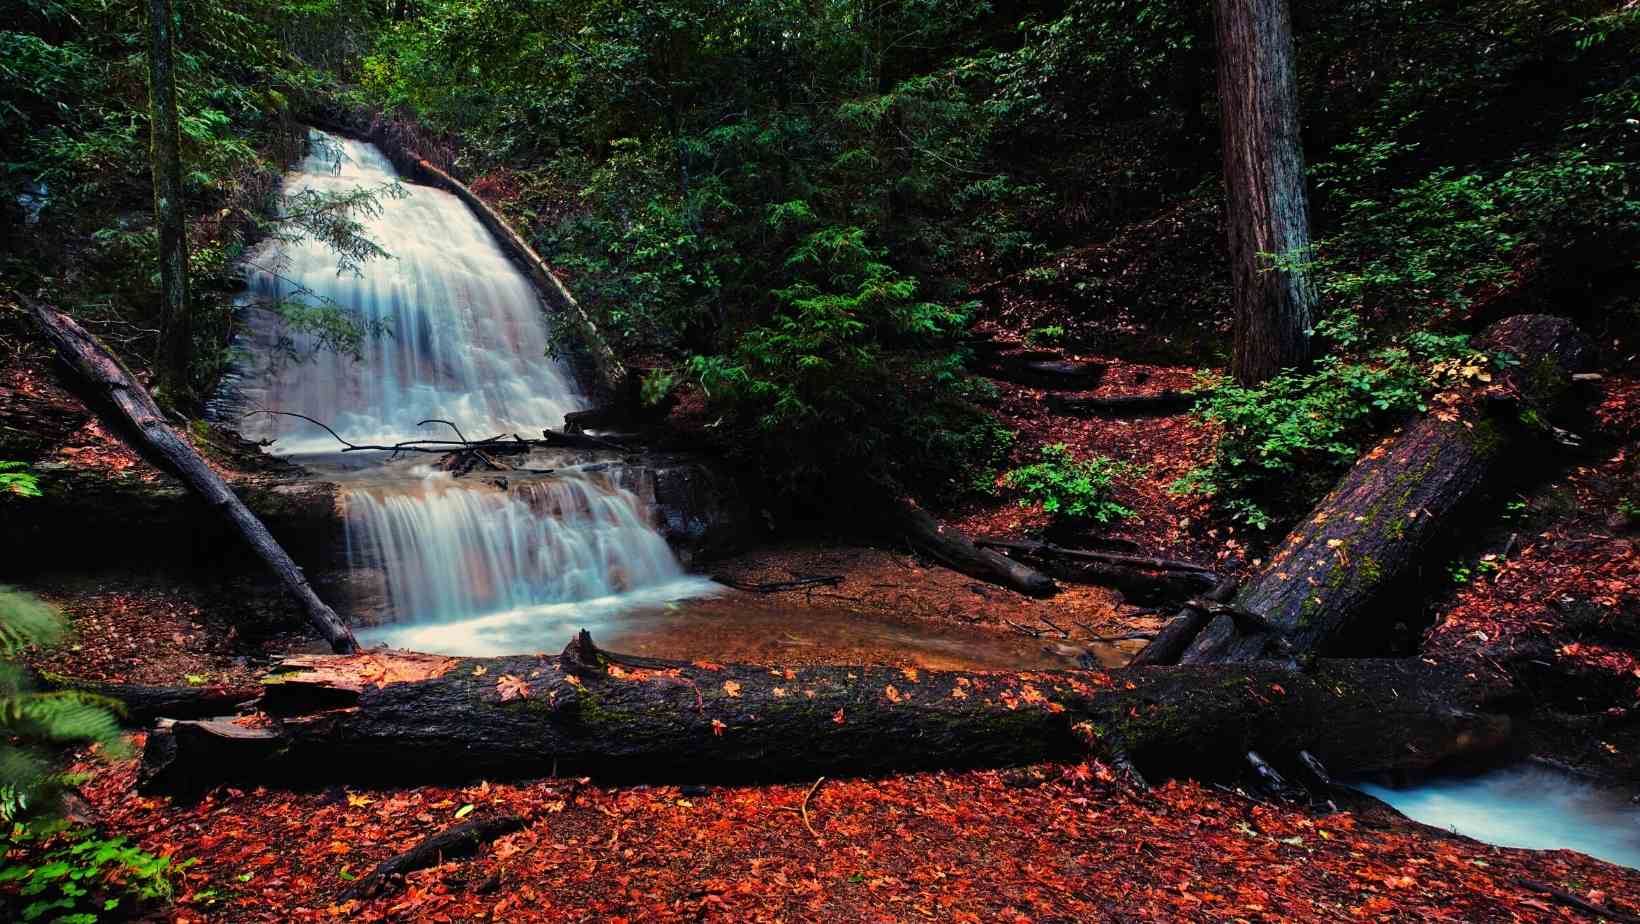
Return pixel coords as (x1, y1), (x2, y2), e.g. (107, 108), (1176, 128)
(1022, 325), (1066, 347)
(0, 463), (41, 498)
(1171, 335), (1489, 530)
(1003, 443), (1135, 528)
(1, 822), (179, 924)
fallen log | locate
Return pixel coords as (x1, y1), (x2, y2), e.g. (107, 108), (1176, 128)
(36, 674), (261, 726)
(343, 813), (526, 900)
(976, 537), (1219, 601)
(1175, 315), (1596, 664)
(982, 356), (1107, 390)
(138, 632), (1512, 793)
(882, 494), (1057, 597)
(1129, 577), (1241, 668)
(23, 296), (358, 653)
(1045, 391), (1196, 417)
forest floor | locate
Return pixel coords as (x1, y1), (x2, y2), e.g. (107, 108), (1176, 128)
(69, 745), (1640, 923)
(7, 295), (1640, 920)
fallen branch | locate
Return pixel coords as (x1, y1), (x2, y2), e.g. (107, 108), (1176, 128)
(799, 776), (826, 839)
(23, 296), (358, 653)
(713, 575), (843, 594)
(977, 537), (1218, 601)
(343, 813), (527, 901)
(880, 491), (1057, 598)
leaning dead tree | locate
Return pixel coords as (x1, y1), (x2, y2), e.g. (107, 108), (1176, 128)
(24, 296), (359, 653)
(140, 631), (1511, 794)
(1139, 315), (1596, 665)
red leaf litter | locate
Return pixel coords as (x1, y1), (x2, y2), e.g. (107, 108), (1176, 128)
(71, 751), (1640, 923)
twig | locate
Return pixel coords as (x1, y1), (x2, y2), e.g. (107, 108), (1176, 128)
(1038, 615), (1071, 639)
(714, 575), (843, 593)
(800, 776), (826, 838)
(1004, 619), (1044, 638)
(419, 418), (470, 444)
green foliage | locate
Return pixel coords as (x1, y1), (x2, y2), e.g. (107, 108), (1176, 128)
(1, 822), (179, 924)
(1003, 444), (1135, 528)
(1173, 336), (1489, 529)
(0, 586), (126, 825)
(0, 463), (42, 498)
(638, 369), (677, 409)
(2, 0), (390, 397)
(1023, 325), (1066, 347)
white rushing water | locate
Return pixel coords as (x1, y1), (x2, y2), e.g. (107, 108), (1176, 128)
(238, 131), (584, 453)
(234, 130), (713, 649)
(1359, 765), (1640, 870)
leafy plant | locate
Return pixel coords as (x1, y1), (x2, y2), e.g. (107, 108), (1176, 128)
(1171, 338), (1483, 530)
(0, 822), (179, 924)
(1003, 443), (1135, 528)
(0, 463), (41, 498)
(1023, 325), (1066, 347)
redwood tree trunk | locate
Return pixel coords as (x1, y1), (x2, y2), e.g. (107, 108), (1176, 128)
(1216, 0), (1316, 386)
(147, 0), (192, 400)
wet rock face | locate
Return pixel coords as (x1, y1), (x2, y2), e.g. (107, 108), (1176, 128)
(645, 460), (756, 566)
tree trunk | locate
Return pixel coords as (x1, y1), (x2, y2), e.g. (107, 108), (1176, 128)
(1216, 0), (1316, 386)
(23, 296), (359, 653)
(146, 0), (192, 401)
(138, 633), (1512, 794)
(1165, 315), (1595, 664)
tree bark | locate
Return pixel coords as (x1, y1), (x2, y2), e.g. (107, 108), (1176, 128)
(1216, 0), (1316, 386)
(981, 357), (1107, 390)
(1171, 315), (1595, 664)
(35, 674), (260, 726)
(146, 0), (192, 401)
(882, 493), (1057, 597)
(975, 537), (1220, 602)
(137, 633), (1513, 794)
(23, 296), (359, 653)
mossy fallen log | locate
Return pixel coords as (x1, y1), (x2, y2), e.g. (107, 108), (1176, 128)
(1155, 315), (1596, 665)
(138, 633), (1512, 794)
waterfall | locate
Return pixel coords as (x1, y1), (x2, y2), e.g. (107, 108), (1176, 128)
(232, 129), (712, 652)
(235, 131), (584, 452)
(344, 469), (686, 622)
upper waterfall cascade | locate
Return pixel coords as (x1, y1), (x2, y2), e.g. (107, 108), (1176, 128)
(231, 130), (712, 647)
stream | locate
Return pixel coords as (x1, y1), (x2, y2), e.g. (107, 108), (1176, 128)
(1359, 765), (1640, 871)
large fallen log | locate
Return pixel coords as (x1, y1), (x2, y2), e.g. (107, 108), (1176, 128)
(139, 633), (1512, 793)
(1166, 314), (1596, 665)
(881, 494), (1057, 597)
(22, 295), (359, 653)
